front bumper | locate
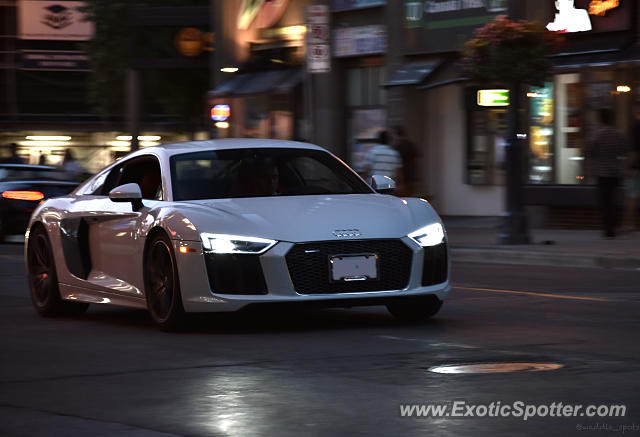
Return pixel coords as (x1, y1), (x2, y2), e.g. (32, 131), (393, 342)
(174, 236), (450, 313)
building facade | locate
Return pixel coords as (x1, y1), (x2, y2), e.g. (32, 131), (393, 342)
(379, 0), (638, 221)
(1, 0), (212, 172)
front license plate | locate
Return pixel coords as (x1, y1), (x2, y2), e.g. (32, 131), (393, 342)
(330, 254), (378, 282)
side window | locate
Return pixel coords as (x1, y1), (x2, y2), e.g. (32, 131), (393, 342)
(84, 170), (109, 195)
(119, 156), (163, 200)
(100, 165), (125, 195)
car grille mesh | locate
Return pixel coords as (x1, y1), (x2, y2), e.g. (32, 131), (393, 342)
(204, 253), (268, 295)
(285, 239), (412, 294)
(422, 242), (448, 286)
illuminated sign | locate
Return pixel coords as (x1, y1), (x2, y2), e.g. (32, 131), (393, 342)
(547, 0), (592, 33)
(18, 1), (95, 41)
(477, 89), (509, 107)
(211, 105), (231, 122)
(588, 0), (619, 16)
(237, 0), (289, 30)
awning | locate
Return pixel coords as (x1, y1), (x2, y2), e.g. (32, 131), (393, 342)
(384, 60), (442, 87)
(417, 60), (468, 91)
(210, 68), (303, 97)
(552, 38), (639, 69)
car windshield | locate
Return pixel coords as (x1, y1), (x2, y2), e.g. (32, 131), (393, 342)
(170, 148), (373, 200)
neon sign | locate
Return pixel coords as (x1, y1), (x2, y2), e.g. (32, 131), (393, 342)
(477, 89), (510, 107)
(211, 105), (230, 122)
(588, 0), (620, 16)
(547, 0), (592, 33)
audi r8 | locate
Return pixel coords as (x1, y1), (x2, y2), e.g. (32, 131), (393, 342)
(25, 139), (449, 330)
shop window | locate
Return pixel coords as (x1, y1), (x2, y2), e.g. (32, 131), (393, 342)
(555, 73), (586, 185)
(346, 66), (386, 107)
(528, 82), (554, 184)
(465, 88), (506, 185)
(346, 66), (387, 173)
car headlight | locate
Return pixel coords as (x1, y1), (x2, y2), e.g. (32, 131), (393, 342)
(408, 223), (445, 247)
(200, 233), (277, 254)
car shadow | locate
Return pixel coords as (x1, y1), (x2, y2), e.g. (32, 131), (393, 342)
(79, 305), (448, 334)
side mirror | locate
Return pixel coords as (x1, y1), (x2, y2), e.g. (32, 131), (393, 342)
(371, 174), (396, 194)
(109, 183), (143, 210)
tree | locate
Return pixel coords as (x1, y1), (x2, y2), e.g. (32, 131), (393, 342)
(461, 15), (563, 87)
(81, 0), (211, 136)
(460, 16), (564, 244)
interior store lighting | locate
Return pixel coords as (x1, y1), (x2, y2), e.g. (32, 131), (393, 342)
(20, 140), (70, 147)
(25, 135), (71, 141)
(115, 135), (161, 141)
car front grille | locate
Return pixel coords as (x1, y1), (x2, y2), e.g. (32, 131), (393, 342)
(422, 242), (448, 286)
(285, 239), (413, 294)
(204, 253), (268, 295)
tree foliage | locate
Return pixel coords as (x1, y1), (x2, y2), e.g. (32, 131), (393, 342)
(461, 15), (565, 86)
(81, 1), (130, 116)
(81, 0), (211, 133)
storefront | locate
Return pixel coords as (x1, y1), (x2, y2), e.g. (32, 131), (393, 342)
(208, 0), (312, 141)
(384, 0), (508, 214)
(2, 1), (214, 172)
(386, 0), (638, 220)
(522, 0), (638, 225)
(331, 0), (388, 173)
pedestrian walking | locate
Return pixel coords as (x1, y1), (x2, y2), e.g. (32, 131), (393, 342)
(60, 148), (85, 180)
(363, 130), (403, 187)
(0, 143), (26, 164)
(392, 126), (418, 196)
(622, 102), (640, 232)
(586, 108), (629, 238)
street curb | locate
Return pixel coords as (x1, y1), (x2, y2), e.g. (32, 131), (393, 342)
(450, 247), (640, 270)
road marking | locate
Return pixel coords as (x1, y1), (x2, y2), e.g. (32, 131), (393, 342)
(376, 335), (479, 348)
(452, 286), (616, 302)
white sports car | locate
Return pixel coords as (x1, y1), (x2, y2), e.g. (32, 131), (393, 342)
(25, 139), (449, 330)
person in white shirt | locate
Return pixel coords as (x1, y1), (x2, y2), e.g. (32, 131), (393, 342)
(363, 130), (403, 186)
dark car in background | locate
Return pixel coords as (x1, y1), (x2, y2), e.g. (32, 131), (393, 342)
(0, 164), (82, 241)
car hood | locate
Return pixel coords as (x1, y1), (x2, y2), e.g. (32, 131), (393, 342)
(176, 194), (441, 243)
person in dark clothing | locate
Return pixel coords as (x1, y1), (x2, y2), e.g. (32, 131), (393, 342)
(1, 143), (26, 164)
(391, 126), (418, 196)
(586, 108), (629, 238)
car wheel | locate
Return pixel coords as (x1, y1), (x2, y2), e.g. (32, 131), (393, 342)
(386, 295), (443, 321)
(27, 226), (89, 317)
(144, 232), (187, 331)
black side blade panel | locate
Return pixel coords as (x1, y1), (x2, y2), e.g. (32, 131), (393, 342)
(59, 218), (92, 279)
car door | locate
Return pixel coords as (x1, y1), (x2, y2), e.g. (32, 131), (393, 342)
(62, 155), (163, 297)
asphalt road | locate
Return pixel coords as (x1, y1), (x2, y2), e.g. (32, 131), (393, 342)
(0, 242), (639, 436)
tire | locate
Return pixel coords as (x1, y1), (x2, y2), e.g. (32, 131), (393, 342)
(144, 232), (187, 331)
(386, 295), (443, 321)
(27, 225), (89, 317)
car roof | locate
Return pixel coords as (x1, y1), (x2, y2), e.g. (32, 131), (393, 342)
(125, 139), (328, 161)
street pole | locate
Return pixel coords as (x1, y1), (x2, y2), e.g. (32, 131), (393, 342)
(498, 82), (530, 244)
(126, 69), (140, 151)
(498, 0), (530, 244)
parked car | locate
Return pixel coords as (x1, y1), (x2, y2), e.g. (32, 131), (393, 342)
(25, 139), (449, 330)
(0, 164), (81, 241)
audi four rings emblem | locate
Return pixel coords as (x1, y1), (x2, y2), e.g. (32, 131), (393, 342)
(333, 229), (361, 238)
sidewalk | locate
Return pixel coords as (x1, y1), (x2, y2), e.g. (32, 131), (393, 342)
(443, 216), (640, 270)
